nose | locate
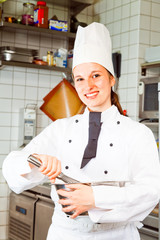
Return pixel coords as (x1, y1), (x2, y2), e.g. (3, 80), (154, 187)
(85, 78), (95, 89)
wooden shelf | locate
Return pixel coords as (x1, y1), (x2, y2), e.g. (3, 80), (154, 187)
(141, 61), (160, 76)
(0, 22), (76, 40)
(0, 60), (72, 74)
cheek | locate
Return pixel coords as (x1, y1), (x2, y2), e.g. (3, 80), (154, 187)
(75, 84), (83, 97)
(97, 81), (109, 90)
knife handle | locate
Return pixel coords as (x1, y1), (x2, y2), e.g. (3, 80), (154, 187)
(27, 154), (41, 168)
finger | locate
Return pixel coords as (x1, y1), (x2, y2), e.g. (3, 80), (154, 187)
(38, 156), (47, 172)
(65, 184), (82, 190)
(62, 205), (75, 214)
(48, 159), (61, 178)
(59, 198), (71, 206)
(42, 158), (53, 175)
(50, 178), (56, 184)
(70, 210), (81, 219)
(57, 189), (71, 198)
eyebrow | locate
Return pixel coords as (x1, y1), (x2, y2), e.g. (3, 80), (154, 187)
(74, 70), (102, 79)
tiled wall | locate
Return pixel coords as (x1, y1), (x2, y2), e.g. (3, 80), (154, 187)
(0, 0), (160, 239)
(0, 1), (92, 239)
(93, 0), (160, 119)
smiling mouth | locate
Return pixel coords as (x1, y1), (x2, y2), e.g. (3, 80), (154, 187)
(85, 91), (99, 98)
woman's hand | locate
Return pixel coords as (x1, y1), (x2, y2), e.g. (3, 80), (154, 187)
(32, 154), (61, 183)
(57, 183), (95, 218)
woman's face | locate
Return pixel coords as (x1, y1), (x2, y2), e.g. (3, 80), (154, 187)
(73, 62), (115, 112)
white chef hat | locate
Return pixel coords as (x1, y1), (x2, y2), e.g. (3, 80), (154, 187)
(72, 22), (114, 76)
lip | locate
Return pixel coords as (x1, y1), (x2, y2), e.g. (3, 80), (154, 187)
(85, 91), (99, 99)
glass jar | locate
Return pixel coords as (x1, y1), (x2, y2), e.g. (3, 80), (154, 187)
(22, 3), (35, 25)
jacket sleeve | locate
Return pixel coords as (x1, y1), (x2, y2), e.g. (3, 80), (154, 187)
(2, 120), (61, 194)
(88, 125), (160, 223)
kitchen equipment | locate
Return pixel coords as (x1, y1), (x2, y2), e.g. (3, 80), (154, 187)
(9, 185), (54, 240)
(27, 155), (128, 187)
(19, 104), (37, 147)
(22, 3), (35, 25)
(27, 155), (80, 183)
(139, 206), (159, 240)
(9, 191), (37, 240)
(27, 154), (129, 216)
(40, 79), (86, 121)
(139, 77), (160, 119)
(0, 46), (39, 63)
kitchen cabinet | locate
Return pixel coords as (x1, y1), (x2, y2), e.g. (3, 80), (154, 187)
(9, 185), (54, 240)
(0, 0), (93, 75)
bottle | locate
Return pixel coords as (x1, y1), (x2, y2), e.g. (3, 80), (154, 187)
(34, 1), (48, 28)
(22, 3), (35, 25)
(47, 51), (53, 66)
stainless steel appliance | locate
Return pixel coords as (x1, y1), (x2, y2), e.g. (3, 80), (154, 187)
(139, 77), (160, 119)
(0, 46), (38, 63)
(9, 184), (54, 240)
(139, 208), (159, 240)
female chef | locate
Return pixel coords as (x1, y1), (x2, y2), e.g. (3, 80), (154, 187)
(3, 22), (160, 240)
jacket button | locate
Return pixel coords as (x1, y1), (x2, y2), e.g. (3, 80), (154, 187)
(75, 119), (79, 123)
(69, 140), (72, 143)
(104, 170), (108, 174)
(65, 166), (69, 169)
(110, 143), (113, 147)
(117, 121), (120, 124)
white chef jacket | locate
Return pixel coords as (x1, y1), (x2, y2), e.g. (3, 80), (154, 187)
(2, 105), (160, 240)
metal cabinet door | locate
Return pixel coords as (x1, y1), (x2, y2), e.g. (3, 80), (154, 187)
(34, 198), (54, 240)
(9, 192), (37, 240)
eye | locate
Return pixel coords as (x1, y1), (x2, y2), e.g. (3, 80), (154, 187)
(93, 73), (100, 78)
(75, 77), (84, 82)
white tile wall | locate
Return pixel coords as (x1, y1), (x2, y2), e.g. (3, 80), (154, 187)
(96, 0), (160, 120)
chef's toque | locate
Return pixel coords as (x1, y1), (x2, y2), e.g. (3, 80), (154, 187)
(72, 22), (114, 76)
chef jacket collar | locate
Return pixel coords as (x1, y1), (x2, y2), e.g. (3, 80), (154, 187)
(83, 105), (118, 124)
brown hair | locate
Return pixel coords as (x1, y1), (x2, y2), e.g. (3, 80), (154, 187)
(111, 89), (124, 115)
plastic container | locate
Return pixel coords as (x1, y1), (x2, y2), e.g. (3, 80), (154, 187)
(34, 1), (48, 28)
(22, 3), (35, 25)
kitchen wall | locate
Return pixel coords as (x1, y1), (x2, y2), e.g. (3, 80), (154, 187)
(0, 1), (92, 239)
(0, 0), (160, 239)
(93, 0), (160, 119)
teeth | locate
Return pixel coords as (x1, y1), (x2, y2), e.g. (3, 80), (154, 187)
(86, 92), (98, 97)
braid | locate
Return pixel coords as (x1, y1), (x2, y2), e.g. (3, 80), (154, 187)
(111, 89), (124, 115)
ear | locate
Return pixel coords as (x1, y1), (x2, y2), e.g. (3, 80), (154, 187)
(110, 75), (116, 87)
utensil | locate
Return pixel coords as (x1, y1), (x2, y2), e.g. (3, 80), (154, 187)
(27, 154), (82, 215)
(27, 155), (129, 187)
(27, 154), (80, 183)
(27, 155), (130, 215)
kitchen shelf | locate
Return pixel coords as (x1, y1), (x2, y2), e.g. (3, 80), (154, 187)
(141, 61), (160, 76)
(45, 0), (93, 17)
(0, 22), (76, 40)
(0, 60), (72, 74)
